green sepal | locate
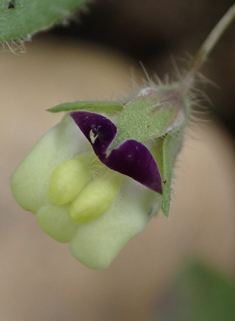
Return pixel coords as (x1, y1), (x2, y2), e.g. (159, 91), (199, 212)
(114, 93), (177, 145)
(0, 0), (88, 43)
(47, 100), (124, 115)
(162, 129), (184, 217)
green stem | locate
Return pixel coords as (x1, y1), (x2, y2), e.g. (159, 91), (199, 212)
(180, 3), (235, 92)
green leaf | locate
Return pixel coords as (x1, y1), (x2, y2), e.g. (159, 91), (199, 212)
(47, 100), (124, 115)
(0, 0), (89, 43)
(161, 129), (184, 217)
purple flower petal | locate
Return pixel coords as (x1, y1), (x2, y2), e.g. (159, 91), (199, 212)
(104, 140), (162, 193)
(70, 111), (117, 157)
(70, 111), (162, 194)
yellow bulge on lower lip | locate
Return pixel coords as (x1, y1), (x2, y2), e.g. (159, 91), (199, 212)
(48, 158), (92, 206)
(69, 177), (121, 224)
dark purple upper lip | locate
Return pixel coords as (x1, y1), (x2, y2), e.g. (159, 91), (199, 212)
(70, 111), (162, 194)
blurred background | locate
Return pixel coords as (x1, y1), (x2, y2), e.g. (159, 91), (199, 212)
(51, 0), (235, 137)
(0, 0), (235, 320)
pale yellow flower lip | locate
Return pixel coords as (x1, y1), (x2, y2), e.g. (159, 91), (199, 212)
(10, 113), (162, 269)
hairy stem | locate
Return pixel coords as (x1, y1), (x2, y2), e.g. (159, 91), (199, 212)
(180, 3), (235, 92)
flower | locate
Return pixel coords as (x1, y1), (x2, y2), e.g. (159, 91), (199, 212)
(70, 111), (162, 193)
(11, 84), (187, 269)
